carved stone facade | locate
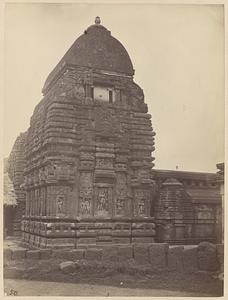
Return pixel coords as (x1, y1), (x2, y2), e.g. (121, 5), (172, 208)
(19, 19), (156, 248)
(153, 170), (222, 244)
(7, 18), (223, 247)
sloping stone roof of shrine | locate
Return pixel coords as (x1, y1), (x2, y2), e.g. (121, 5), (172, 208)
(43, 17), (134, 92)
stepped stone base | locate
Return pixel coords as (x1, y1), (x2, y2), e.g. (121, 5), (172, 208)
(21, 216), (156, 249)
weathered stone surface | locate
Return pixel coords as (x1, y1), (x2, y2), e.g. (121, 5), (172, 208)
(70, 249), (85, 260)
(40, 249), (52, 259)
(26, 250), (40, 259)
(132, 237), (155, 243)
(149, 243), (168, 271)
(182, 246), (198, 272)
(59, 261), (76, 273)
(168, 246), (184, 272)
(118, 245), (133, 261)
(133, 244), (150, 264)
(77, 238), (96, 245)
(85, 248), (103, 260)
(4, 248), (12, 260)
(52, 249), (81, 260)
(11, 247), (27, 260)
(102, 247), (119, 262)
(197, 242), (219, 271)
(216, 244), (224, 272)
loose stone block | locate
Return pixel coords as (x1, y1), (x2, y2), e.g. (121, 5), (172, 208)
(85, 248), (103, 260)
(11, 247), (27, 260)
(26, 250), (40, 259)
(133, 244), (150, 264)
(59, 261), (75, 273)
(182, 246), (198, 273)
(197, 242), (219, 271)
(149, 243), (168, 271)
(168, 246), (184, 271)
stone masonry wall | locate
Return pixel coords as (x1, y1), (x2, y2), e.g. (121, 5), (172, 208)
(4, 242), (223, 274)
(21, 65), (156, 248)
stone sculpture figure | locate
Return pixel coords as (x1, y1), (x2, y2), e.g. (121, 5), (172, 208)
(57, 195), (64, 214)
(97, 189), (108, 212)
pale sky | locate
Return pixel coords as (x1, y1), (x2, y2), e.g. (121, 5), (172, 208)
(4, 3), (224, 172)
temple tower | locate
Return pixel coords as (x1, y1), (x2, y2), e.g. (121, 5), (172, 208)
(21, 18), (156, 248)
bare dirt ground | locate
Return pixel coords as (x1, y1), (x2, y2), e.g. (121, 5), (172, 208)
(4, 278), (217, 297)
(4, 257), (223, 297)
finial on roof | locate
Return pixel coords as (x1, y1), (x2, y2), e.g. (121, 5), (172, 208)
(95, 16), (101, 25)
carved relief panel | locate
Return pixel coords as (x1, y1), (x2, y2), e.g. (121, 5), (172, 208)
(137, 169), (150, 180)
(46, 162), (74, 182)
(40, 187), (46, 216)
(116, 199), (125, 216)
(56, 188), (67, 217)
(94, 107), (120, 137)
(134, 189), (150, 217)
(95, 187), (112, 217)
(96, 158), (113, 169)
(79, 172), (93, 216)
(115, 174), (127, 216)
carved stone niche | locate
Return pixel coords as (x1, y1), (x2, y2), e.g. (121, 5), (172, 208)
(115, 198), (125, 216)
(39, 168), (47, 183)
(56, 193), (66, 217)
(115, 173), (128, 216)
(46, 163), (57, 180)
(134, 189), (150, 217)
(79, 172), (93, 216)
(73, 83), (85, 99)
(94, 187), (112, 217)
(94, 107), (120, 137)
(79, 195), (92, 216)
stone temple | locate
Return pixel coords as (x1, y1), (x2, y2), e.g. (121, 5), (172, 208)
(6, 17), (223, 248)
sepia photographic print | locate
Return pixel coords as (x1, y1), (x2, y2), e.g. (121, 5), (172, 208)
(2, 1), (225, 297)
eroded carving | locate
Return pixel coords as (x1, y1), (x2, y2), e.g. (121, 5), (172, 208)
(96, 158), (113, 169)
(134, 189), (149, 216)
(79, 172), (93, 215)
(96, 188), (110, 216)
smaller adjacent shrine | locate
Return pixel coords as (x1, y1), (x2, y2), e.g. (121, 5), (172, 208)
(18, 17), (156, 248)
